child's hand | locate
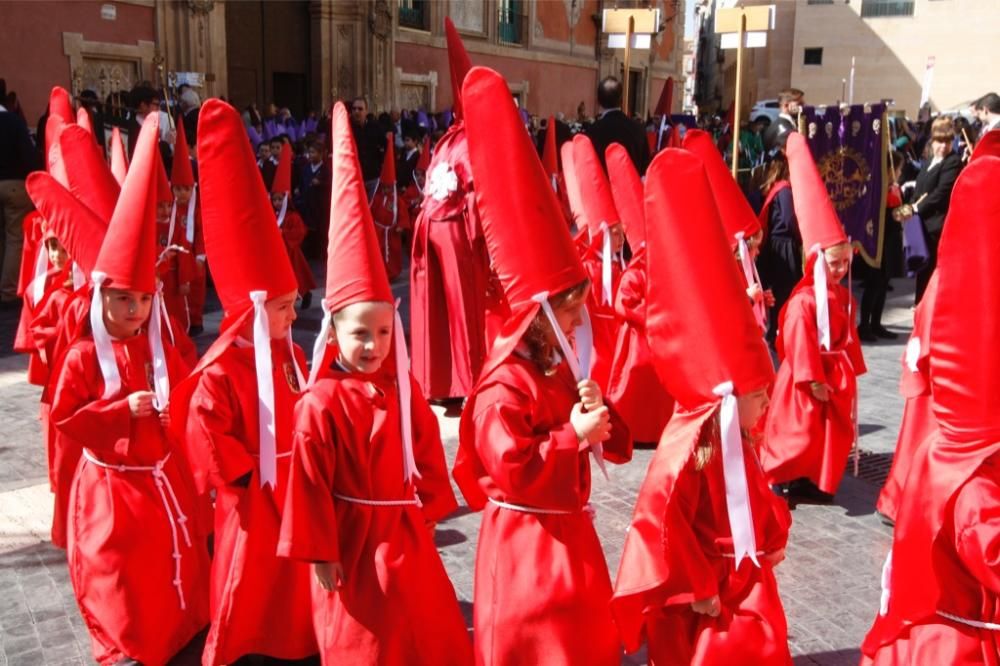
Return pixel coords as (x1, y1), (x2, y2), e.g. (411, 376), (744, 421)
(763, 289), (776, 307)
(128, 391), (157, 418)
(577, 379), (603, 412)
(314, 561), (345, 592)
(571, 403), (611, 444)
(810, 382), (832, 402)
(763, 548), (786, 567)
(691, 595), (721, 617)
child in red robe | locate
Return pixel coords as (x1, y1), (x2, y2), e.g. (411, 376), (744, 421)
(611, 148), (791, 665)
(14, 213), (53, 386)
(453, 66), (633, 665)
(278, 101), (470, 665)
(760, 133), (866, 501)
(170, 119), (207, 334)
(171, 100), (318, 665)
(156, 153), (196, 329)
(605, 142), (674, 445)
(272, 141), (317, 309)
(370, 131), (409, 281)
(861, 154), (1000, 665)
(49, 114), (210, 666)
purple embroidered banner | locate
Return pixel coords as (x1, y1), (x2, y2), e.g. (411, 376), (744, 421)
(801, 103), (888, 267)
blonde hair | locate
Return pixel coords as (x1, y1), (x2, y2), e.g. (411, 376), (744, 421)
(693, 410), (721, 471)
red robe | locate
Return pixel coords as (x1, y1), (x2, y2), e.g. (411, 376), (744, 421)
(606, 249), (674, 443)
(157, 213), (198, 329)
(277, 360), (471, 665)
(612, 404), (792, 665)
(370, 186), (408, 281)
(180, 339), (317, 664)
(760, 278), (866, 494)
(582, 249), (624, 390)
(16, 265), (64, 386)
(409, 122), (487, 399)
(50, 334), (210, 666)
(175, 200), (207, 328)
(280, 210), (318, 297)
(453, 352), (633, 665)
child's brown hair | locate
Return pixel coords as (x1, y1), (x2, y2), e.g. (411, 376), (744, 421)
(522, 279), (590, 375)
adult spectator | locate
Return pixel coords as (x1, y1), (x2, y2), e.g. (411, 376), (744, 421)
(349, 96), (385, 198)
(178, 87), (201, 148)
(763, 88), (804, 153)
(127, 84), (174, 170)
(585, 76), (650, 174)
(976, 92), (1000, 135)
(0, 95), (37, 307)
(909, 116), (962, 304)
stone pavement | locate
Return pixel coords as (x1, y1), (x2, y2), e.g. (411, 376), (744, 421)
(0, 274), (916, 665)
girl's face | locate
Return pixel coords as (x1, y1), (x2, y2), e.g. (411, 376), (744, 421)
(173, 185), (193, 206)
(46, 238), (69, 271)
(824, 242), (852, 284)
(271, 192), (286, 212)
(102, 288), (153, 339)
(265, 290), (299, 340)
(331, 301), (394, 374)
(737, 387), (770, 431)
(545, 287), (589, 347)
(746, 230), (764, 261)
(609, 223), (626, 254)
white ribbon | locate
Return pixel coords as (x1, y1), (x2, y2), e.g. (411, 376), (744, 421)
(531, 292), (608, 480)
(250, 291), (278, 489)
(713, 381), (760, 569)
(394, 300), (420, 484)
(147, 286), (171, 412)
(286, 333), (306, 390)
(811, 243), (831, 351)
(878, 548), (892, 616)
(71, 262), (86, 291)
(736, 232), (767, 331)
(167, 200), (178, 248)
(185, 185), (198, 244)
(601, 223), (613, 306)
(551, 174), (558, 193)
(308, 300), (331, 387)
(29, 241), (49, 306)
(275, 192), (288, 228)
(905, 337), (921, 373)
(656, 116), (668, 151)
(157, 285), (176, 346)
(89, 272), (122, 400)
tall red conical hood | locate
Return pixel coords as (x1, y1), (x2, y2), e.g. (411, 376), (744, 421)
(155, 149), (173, 202)
(110, 127), (129, 186)
(464, 66), (585, 309)
(786, 132), (846, 251)
(197, 99), (297, 316)
(445, 17), (473, 119)
(94, 114), (160, 292)
(684, 129), (760, 245)
(75, 106), (93, 135)
(49, 86), (75, 125)
(605, 143), (645, 248)
(560, 140), (584, 229)
(59, 125), (120, 223)
(572, 134), (620, 239)
(379, 132), (397, 185)
(542, 116), (559, 177)
(668, 123), (683, 148)
(644, 148), (773, 408)
(171, 117), (195, 187)
(270, 142), (292, 194)
(45, 116), (69, 188)
(416, 135), (431, 171)
(25, 172), (108, 275)
(324, 103), (393, 313)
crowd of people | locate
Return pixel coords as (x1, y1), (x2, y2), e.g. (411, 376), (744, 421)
(3, 14), (1000, 665)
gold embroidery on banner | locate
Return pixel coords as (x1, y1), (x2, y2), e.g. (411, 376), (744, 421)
(819, 147), (871, 212)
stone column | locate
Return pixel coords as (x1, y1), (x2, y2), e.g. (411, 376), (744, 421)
(155, 0), (228, 100)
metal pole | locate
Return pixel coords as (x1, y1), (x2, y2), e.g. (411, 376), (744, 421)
(623, 16), (635, 117)
(730, 11), (745, 177)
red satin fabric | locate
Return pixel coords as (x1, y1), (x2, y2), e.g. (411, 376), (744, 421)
(761, 279), (866, 494)
(277, 363), (470, 665)
(606, 249), (674, 442)
(370, 188), (407, 281)
(157, 213), (198, 329)
(280, 210), (318, 296)
(612, 405), (792, 665)
(582, 250), (624, 390)
(50, 334), (210, 665)
(29, 283), (73, 487)
(455, 353), (632, 665)
(178, 340), (316, 664)
(176, 200), (206, 327)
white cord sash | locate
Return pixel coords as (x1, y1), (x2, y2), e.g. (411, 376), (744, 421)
(713, 381), (760, 569)
(394, 299), (420, 484)
(250, 291), (278, 489)
(488, 496), (593, 517)
(185, 185), (198, 244)
(89, 272), (122, 400)
(147, 286), (171, 411)
(811, 243), (831, 351)
(334, 492), (420, 507)
(275, 192), (289, 228)
(29, 241), (49, 307)
(937, 611), (1000, 631)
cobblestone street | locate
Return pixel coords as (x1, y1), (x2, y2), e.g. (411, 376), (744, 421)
(0, 275), (913, 665)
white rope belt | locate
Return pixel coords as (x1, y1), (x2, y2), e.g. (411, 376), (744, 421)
(333, 492), (421, 507)
(488, 497), (593, 517)
(937, 610), (1000, 631)
(82, 449), (191, 610)
(720, 550), (766, 559)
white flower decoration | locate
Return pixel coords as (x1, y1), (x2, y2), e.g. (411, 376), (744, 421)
(427, 162), (459, 202)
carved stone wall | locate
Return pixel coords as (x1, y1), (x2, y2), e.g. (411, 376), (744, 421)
(156, 0), (227, 98)
(63, 32), (156, 99)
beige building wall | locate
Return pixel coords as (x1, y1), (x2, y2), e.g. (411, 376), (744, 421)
(719, 0), (797, 110)
(790, 0), (999, 115)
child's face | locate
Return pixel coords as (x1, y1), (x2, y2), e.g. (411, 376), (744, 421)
(156, 200), (172, 224)
(46, 238), (69, 271)
(824, 242), (852, 284)
(609, 223), (626, 254)
(271, 192), (286, 212)
(737, 387), (770, 431)
(403, 137), (417, 151)
(259, 144), (271, 160)
(102, 288), (153, 339)
(265, 290), (298, 339)
(172, 185), (193, 205)
(270, 141), (283, 157)
(331, 301), (394, 374)
(307, 147), (322, 164)
(545, 287), (589, 347)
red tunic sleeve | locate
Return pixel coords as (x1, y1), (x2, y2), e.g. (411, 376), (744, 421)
(952, 462), (1000, 595)
(781, 292), (826, 387)
(186, 364), (256, 493)
(471, 381), (588, 510)
(278, 389), (341, 564)
(613, 264), (645, 329)
(409, 375), (459, 522)
(50, 344), (132, 456)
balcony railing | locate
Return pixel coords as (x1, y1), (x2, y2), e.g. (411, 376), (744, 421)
(860, 0), (915, 18)
(498, 7), (527, 46)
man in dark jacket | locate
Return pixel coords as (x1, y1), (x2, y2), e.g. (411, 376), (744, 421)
(763, 88), (804, 153)
(585, 77), (650, 175)
(349, 96), (385, 199)
(0, 101), (37, 306)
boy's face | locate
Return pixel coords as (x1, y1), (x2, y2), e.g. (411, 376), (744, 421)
(259, 144), (271, 160)
(403, 137), (417, 151)
(307, 147), (322, 164)
(270, 192), (286, 212)
(46, 238), (69, 271)
(265, 290), (298, 339)
(156, 200), (172, 225)
(332, 301), (394, 374)
(102, 288), (153, 339)
(172, 185), (193, 205)
(271, 141), (283, 157)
